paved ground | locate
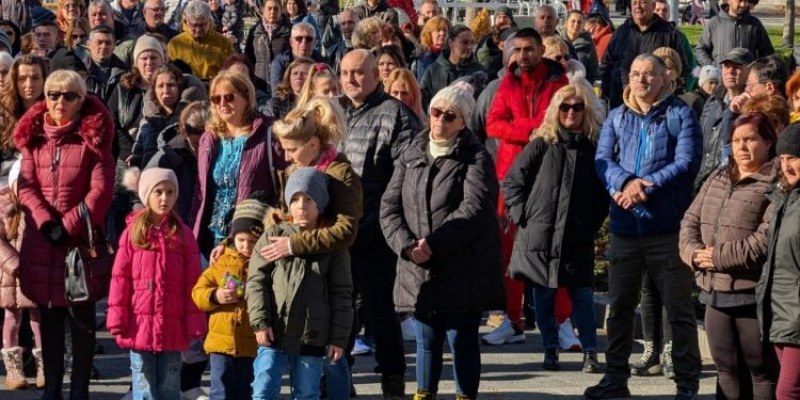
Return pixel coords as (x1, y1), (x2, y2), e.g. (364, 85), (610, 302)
(0, 323), (718, 400)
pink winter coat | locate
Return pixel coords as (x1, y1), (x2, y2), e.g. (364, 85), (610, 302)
(0, 188), (34, 310)
(107, 210), (207, 352)
(13, 94), (115, 307)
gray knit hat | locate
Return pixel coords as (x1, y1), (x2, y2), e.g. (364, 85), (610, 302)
(428, 82), (476, 120)
(777, 124), (800, 158)
(133, 35), (164, 64)
(284, 167), (329, 211)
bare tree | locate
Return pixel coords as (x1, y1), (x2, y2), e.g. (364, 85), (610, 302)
(784, 0), (796, 47)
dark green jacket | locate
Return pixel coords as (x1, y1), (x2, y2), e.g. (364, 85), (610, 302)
(246, 224), (353, 354)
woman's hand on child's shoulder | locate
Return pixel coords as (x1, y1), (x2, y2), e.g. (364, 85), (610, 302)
(255, 327), (274, 347)
(209, 244), (226, 264)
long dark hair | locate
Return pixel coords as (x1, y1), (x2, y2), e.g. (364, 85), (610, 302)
(0, 55), (49, 151)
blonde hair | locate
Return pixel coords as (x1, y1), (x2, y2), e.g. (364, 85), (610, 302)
(206, 70), (257, 138)
(420, 16), (450, 51)
(273, 96), (346, 147)
(44, 70), (87, 98)
(384, 68), (424, 123)
(470, 9), (491, 41)
(296, 63), (339, 108)
(130, 208), (181, 250)
(57, 0), (86, 33)
(65, 17), (90, 49)
(542, 35), (569, 56)
(352, 17), (385, 50)
(534, 84), (601, 143)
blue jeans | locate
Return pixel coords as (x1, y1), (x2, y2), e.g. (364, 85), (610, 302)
(324, 355), (351, 399)
(208, 353), (254, 400)
(414, 312), (482, 398)
(532, 285), (597, 352)
(130, 350), (182, 400)
(251, 346), (324, 400)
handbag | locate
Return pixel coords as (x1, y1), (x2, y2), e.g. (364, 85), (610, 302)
(64, 202), (115, 305)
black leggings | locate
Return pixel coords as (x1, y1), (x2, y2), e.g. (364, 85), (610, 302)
(705, 304), (778, 400)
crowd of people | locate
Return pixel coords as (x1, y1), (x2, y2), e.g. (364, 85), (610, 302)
(0, 0), (799, 399)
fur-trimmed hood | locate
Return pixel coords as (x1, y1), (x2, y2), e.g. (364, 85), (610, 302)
(12, 94), (114, 154)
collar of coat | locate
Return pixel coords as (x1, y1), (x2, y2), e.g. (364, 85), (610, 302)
(13, 94), (114, 154)
(407, 127), (480, 161)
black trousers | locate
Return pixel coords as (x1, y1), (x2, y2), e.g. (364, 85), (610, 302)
(39, 303), (96, 400)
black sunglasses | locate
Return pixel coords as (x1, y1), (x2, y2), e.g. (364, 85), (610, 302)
(559, 103), (585, 113)
(292, 35), (314, 43)
(210, 93), (240, 105)
(46, 91), (81, 102)
(553, 55), (569, 62)
(72, 34), (86, 41)
(430, 107), (458, 123)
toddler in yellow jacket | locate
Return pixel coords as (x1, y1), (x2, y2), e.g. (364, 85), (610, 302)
(192, 197), (267, 399)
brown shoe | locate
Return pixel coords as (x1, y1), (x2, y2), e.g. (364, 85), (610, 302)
(2, 347), (29, 390)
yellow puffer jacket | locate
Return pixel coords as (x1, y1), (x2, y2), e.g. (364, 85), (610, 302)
(192, 247), (257, 358)
(167, 27), (234, 81)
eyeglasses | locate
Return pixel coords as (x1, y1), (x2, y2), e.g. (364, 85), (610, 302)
(210, 93), (241, 105)
(559, 102), (585, 113)
(628, 71), (659, 81)
(293, 35), (314, 43)
(745, 80), (766, 91)
(430, 107), (458, 123)
(46, 91), (81, 102)
(71, 34), (86, 41)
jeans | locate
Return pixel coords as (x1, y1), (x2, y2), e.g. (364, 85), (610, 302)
(323, 355), (351, 400)
(39, 303), (96, 400)
(414, 312), (482, 398)
(532, 285), (597, 352)
(251, 346), (324, 400)
(351, 231), (405, 375)
(604, 233), (701, 391)
(130, 350), (182, 400)
(208, 353), (254, 400)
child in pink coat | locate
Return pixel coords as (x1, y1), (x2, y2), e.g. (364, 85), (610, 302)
(107, 168), (207, 399)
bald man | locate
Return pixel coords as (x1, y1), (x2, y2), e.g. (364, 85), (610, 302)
(338, 49), (422, 400)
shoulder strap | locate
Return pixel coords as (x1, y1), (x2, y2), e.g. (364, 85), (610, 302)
(666, 105), (681, 139)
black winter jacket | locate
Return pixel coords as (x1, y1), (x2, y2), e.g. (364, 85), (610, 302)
(695, 89), (736, 191)
(87, 55), (128, 103)
(757, 186), (800, 346)
(245, 18), (291, 93)
(380, 129), (505, 320)
(600, 16), (687, 109)
(502, 132), (609, 288)
(419, 49), (485, 110)
(146, 124), (198, 222)
(108, 82), (145, 162)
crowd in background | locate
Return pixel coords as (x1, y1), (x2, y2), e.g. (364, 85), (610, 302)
(0, 0), (800, 399)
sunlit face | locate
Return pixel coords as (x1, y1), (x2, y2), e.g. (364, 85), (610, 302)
(34, 26), (57, 51)
(731, 123), (771, 173)
(494, 14), (511, 29)
(420, 3), (438, 22)
(234, 232), (257, 257)
(289, 192), (320, 229)
(793, 88), (800, 114)
(279, 137), (320, 166)
(745, 70), (771, 98)
(558, 95), (585, 130)
(432, 26), (447, 48)
(565, 13), (584, 38)
(137, 50), (163, 82)
(147, 181), (177, 217)
(389, 80), (413, 109)
(143, 0), (166, 28)
(289, 63), (310, 95)
(544, 47), (569, 69)
(628, 59), (667, 104)
(429, 100), (464, 141)
(340, 52), (379, 104)
(535, 9), (557, 36)
(654, 1), (670, 20)
(186, 16), (210, 39)
(286, 0), (299, 17)
(88, 6), (113, 28)
(45, 86), (83, 125)
(631, 0), (655, 26)
(312, 77), (338, 98)
(378, 54), (399, 81)
(88, 32), (114, 62)
(701, 79), (719, 96)
(290, 28), (315, 57)
(211, 84), (248, 125)
(728, 0), (754, 17)
(514, 36), (544, 72)
(721, 61), (747, 91)
(339, 11), (357, 38)
(68, 27), (86, 48)
(155, 73), (180, 111)
(17, 64), (44, 103)
(780, 154), (800, 189)
(449, 30), (475, 62)
(263, 0), (281, 23)
(61, 1), (83, 21)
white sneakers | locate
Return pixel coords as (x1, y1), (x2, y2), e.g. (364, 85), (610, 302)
(401, 316), (416, 342)
(558, 319), (582, 352)
(481, 317), (525, 345)
(181, 387), (209, 400)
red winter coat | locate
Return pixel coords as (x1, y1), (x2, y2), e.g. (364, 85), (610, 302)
(107, 210), (207, 352)
(13, 95), (115, 307)
(487, 59), (568, 183)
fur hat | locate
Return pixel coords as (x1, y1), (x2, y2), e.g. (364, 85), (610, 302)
(138, 168), (178, 205)
(284, 167), (329, 211)
(230, 198), (268, 237)
(133, 35), (164, 64)
(698, 65), (721, 87)
(428, 82), (476, 120)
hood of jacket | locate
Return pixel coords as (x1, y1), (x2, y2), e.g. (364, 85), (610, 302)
(622, 79), (677, 115)
(142, 73), (207, 118)
(13, 94), (113, 154)
(592, 25), (613, 42)
(507, 57), (565, 81)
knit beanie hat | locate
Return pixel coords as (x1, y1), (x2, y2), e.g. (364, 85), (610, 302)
(777, 124), (800, 157)
(652, 47), (682, 78)
(429, 82), (476, 120)
(49, 50), (87, 73)
(230, 198), (268, 237)
(495, 6), (516, 26)
(0, 31), (10, 54)
(284, 167), (329, 211)
(698, 65), (721, 87)
(133, 35), (164, 64)
(138, 168), (179, 205)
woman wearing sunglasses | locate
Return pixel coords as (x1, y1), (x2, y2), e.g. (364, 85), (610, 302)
(193, 70), (287, 255)
(13, 70), (115, 400)
(381, 83), (505, 400)
(501, 84), (609, 373)
(64, 17), (89, 50)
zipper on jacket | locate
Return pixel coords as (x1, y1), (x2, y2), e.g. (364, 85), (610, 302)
(711, 184), (735, 246)
(50, 146), (62, 209)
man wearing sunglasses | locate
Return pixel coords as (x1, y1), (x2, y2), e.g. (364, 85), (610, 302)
(167, 0), (233, 80)
(269, 21), (320, 94)
(587, 53), (702, 400)
(695, 0), (772, 68)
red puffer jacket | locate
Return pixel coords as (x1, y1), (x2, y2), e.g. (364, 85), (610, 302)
(487, 59), (568, 183)
(13, 94), (115, 307)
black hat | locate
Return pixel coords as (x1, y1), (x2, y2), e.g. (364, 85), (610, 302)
(720, 48), (754, 66)
(49, 50), (87, 73)
(777, 124), (800, 158)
